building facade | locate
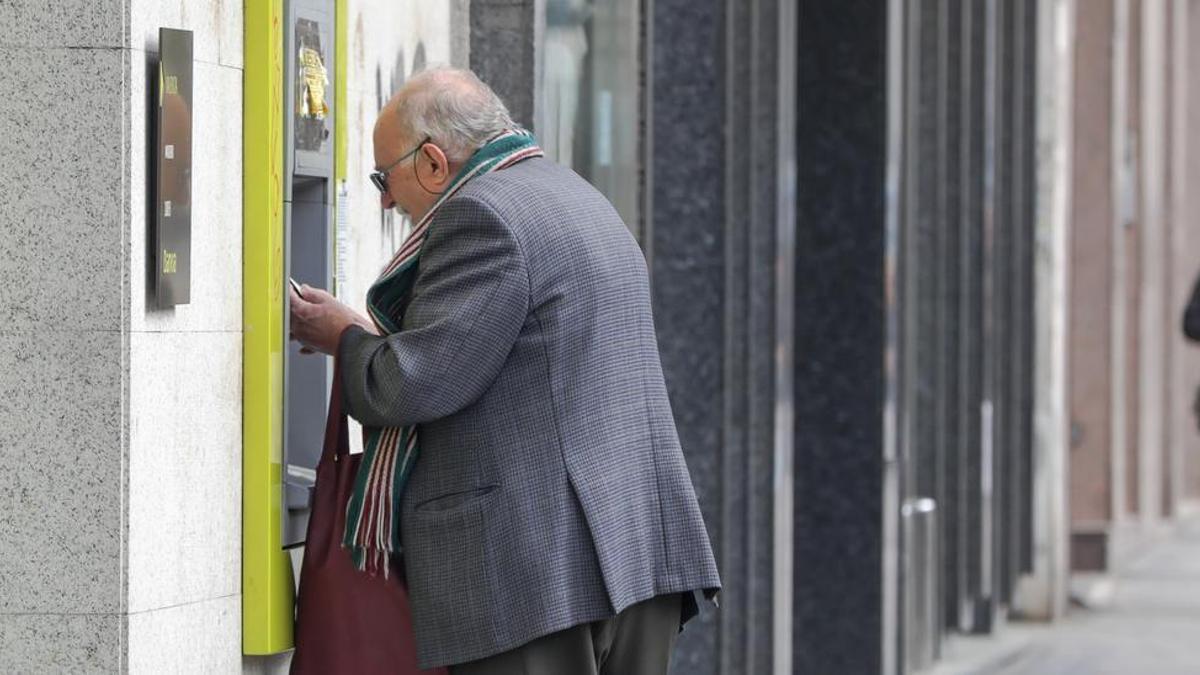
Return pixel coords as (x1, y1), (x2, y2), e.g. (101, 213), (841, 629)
(1, 0), (1199, 673)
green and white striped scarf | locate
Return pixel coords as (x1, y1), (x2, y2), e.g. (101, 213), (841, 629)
(344, 129), (543, 574)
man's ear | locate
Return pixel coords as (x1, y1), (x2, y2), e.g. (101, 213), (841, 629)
(423, 144), (451, 184)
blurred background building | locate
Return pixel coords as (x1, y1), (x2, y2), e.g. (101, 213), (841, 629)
(1, 0), (1199, 673)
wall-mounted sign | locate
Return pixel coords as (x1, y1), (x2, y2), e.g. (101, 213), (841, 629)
(154, 28), (193, 306)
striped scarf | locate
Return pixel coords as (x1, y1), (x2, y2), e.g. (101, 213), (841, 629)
(343, 129), (543, 574)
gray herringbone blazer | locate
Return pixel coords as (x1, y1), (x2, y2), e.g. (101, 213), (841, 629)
(338, 157), (721, 669)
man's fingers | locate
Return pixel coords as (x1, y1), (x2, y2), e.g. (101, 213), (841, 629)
(300, 284), (335, 304)
(289, 291), (316, 322)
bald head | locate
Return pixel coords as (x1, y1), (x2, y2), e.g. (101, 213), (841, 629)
(378, 67), (515, 164)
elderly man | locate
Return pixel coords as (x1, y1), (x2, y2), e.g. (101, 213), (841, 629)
(289, 67), (719, 675)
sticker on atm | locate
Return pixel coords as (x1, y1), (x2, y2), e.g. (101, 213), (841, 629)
(299, 46), (329, 120)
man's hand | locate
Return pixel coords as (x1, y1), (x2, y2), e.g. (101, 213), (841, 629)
(289, 285), (378, 355)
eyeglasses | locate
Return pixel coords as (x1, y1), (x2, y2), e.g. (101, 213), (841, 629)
(369, 136), (432, 194)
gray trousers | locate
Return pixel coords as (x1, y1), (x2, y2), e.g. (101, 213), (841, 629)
(449, 594), (683, 675)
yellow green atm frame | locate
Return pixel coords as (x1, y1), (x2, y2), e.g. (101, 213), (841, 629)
(243, 0), (348, 654)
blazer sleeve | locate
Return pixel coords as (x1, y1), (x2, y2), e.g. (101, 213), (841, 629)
(338, 194), (530, 428)
(1184, 275), (1200, 342)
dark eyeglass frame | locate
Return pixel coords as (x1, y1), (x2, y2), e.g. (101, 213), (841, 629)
(369, 135), (432, 194)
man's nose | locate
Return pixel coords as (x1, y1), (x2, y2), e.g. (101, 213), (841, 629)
(380, 190), (396, 210)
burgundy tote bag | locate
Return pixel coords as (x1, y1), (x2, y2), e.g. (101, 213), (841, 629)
(291, 363), (446, 675)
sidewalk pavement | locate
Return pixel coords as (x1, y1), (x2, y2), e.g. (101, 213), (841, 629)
(930, 510), (1200, 675)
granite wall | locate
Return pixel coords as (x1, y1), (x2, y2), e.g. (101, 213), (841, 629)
(0, 0), (460, 671)
(0, 0), (244, 670)
(127, 1), (246, 671)
(0, 1), (127, 665)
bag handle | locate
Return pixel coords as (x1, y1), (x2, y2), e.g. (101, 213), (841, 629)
(322, 358), (351, 462)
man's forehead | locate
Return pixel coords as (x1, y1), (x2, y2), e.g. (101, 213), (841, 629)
(376, 97), (414, 140)
(373, 110), (394, 142)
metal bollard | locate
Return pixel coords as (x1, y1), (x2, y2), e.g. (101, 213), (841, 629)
(903, 497), (940, 672)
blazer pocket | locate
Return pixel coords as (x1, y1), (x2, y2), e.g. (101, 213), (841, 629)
(413, 484), (500, 514)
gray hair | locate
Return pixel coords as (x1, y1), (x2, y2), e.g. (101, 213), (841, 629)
(393, 66), (516, 163)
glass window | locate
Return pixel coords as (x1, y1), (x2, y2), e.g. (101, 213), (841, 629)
(539, 0), (644, 237)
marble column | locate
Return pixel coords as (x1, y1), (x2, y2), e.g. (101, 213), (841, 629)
(791, 1), (896, 672)
(1012, 0), (1075, 622)
(1011, 0), (1041, 586)
(1068, 0), (1118, 572)
(1136, 0), (1168, 526)
(988, 0), (1039, 614)
(649, 0), (725, 669)
(938, 0), (971, 632)
(650, 0), (797, 672)
(1163, 0), (1189, 518)
(958, 0), (993, 631)
(898, 0), (949, 665)
(469, 0), (542, 129)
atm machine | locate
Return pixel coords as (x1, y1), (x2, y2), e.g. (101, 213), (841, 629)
(244, 0), (341, 655)
(282, 0), (336, 549)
